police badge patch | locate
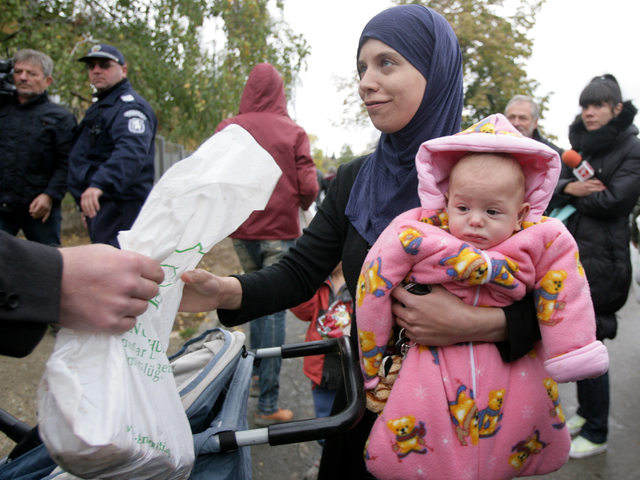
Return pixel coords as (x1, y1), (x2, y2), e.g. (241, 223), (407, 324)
(128, 117), (146, 134)
(124, 110), (148, 121)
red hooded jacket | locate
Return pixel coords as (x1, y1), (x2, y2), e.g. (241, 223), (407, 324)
(216, 63), (318, 240)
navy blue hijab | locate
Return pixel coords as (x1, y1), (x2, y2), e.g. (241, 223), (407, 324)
(345, 5), (463, 244)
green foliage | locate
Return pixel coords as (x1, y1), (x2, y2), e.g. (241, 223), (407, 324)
(1, 0), (310, 148)
(338, 143), (355, 163)
(336, 0), (549, 130)
(179, 326), (199, 339)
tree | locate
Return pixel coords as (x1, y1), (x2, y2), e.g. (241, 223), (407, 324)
(0, 0), (310, 148)
(336, 0), (547, 129)
(338, 144), (355, 163)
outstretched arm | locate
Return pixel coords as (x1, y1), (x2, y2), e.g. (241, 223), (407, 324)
(179, 269), (242, 313)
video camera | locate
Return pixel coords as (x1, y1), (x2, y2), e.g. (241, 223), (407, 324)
(0, 58), (16, 96)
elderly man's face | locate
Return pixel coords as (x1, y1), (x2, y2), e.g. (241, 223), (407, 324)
(85, 58), (127, 93)
(505, 101), (538, 138)
(13, 60), (52, 103)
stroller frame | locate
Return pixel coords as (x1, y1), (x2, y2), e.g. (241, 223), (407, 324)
(0, 333), (365, 478)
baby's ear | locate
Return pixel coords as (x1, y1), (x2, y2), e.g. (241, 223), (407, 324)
(516, 203), (530, 228)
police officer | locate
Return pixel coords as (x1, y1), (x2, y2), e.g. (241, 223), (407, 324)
(0, 49), (76, 246)
(68, 44), (157, 247)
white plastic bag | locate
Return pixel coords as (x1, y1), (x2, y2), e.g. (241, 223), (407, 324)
(37, 125), (282, 479)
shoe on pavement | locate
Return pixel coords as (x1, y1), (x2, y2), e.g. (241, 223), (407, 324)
(303, 458), (321, 480)
(254, 408), (293, 426)
(566, 414), (587, 436)
(569, 435), (607, 459)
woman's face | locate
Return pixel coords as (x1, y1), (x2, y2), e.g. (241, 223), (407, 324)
(581, 102), (622, 131)
(357, 39), (427, 134)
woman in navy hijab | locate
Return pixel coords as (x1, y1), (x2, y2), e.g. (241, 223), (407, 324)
(179, 5), (540, 478)
(346, 4), (464, 245)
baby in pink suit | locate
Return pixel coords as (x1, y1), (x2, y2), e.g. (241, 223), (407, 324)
(357, 114), (608, 480)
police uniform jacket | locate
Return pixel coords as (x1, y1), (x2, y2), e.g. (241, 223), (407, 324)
(0, 91), (76, 210)
(68, 79), (157, 203)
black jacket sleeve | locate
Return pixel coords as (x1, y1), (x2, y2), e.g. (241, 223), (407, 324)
(217, 158), (362, 327)
(0, 231), (62, 357)
(44, 108), (76, 202)
(497, 293), (541, 362)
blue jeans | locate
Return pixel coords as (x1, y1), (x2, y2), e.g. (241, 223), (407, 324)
(232, 238), (295, 414)
(312, 383), (338, 447)
(0, 205), (61, 246)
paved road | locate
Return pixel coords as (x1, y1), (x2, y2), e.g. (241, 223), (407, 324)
(1, 297), (639, 479)
(242, 311), (322, 480)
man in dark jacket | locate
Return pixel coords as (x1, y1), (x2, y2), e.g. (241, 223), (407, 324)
(0, 230), (164, 358)
(0, 49), (76, 246)
(68, 44), (157, 247)
(505, 95), (564, 156)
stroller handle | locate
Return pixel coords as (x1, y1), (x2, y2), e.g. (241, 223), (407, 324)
(219, 336), (365, 450)
(0, 408), (32, 443)
(268, 336), (365, 446)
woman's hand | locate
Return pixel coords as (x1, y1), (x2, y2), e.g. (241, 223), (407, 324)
(391, 284), (508, 346)
(179, 270), (243, 313)
(564, 179), (606, 197)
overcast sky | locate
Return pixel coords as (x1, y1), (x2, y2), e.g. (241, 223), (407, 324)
(277, 0), (640, 156)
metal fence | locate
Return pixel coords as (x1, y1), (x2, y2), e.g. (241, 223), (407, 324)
(154, 135), (191, 182)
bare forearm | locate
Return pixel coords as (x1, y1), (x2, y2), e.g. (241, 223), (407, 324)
(459, 302), (509, 343)
(392, 285), (509, 346)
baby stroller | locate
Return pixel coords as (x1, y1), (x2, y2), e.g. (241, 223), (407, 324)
(0, 328), (365, 479)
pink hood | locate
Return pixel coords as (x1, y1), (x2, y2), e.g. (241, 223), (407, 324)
(415, 113), (561, 222)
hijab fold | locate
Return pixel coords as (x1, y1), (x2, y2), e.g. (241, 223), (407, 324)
(345, 5), (464, 244)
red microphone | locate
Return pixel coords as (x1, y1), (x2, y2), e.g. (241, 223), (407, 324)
(562, 150), (595, 182)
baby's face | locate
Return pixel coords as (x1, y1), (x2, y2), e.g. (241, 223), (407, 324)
(446, 163), (529, 250)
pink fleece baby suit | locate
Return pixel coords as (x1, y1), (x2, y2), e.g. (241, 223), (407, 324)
(357, 114), (608, 480)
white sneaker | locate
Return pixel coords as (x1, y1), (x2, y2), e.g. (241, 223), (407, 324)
(303, 458), (320, 480)
(569, 435), (608, 459)
(566, 414), (587, 436)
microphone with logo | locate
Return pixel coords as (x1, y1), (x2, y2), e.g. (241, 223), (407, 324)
(562, 150), (595, 182)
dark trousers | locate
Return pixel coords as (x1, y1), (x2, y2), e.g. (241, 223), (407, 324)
(0, 205), (61, 246)
(318, 335), (376, 480)
(86, 199), (144, 248)
(577, 369), (609, 444)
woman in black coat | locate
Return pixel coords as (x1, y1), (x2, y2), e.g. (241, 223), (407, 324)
(549, 74), (640, 459)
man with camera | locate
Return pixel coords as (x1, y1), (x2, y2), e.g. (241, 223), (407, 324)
(0, 49), (76, 246)
(67, 44), (157, 248)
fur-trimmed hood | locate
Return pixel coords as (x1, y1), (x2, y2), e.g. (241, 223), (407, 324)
(415, 113), (561, 223)
(569, 100), (638, 155)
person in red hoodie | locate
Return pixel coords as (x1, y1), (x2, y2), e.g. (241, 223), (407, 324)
(215, 63), (319, 425)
